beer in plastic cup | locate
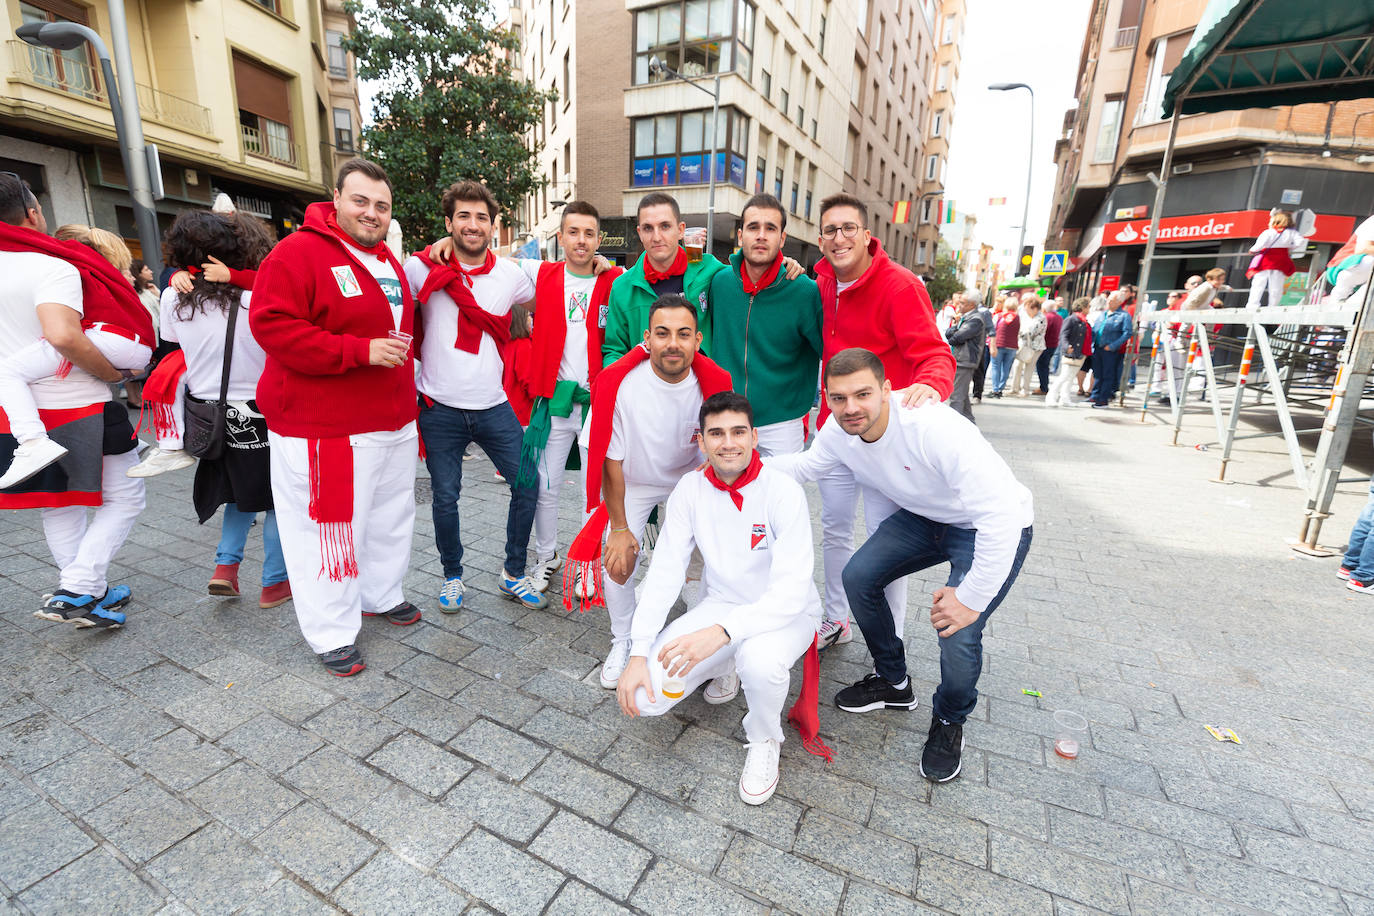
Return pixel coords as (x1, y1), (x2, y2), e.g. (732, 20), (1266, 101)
(684, 227), (707, 263)
(661, 675), (686, 699)
(1053, 709), (1088, 759)
(388, 329), (413, 355)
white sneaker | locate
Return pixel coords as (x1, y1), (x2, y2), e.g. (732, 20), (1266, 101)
(738, 739), (780, 805)
(704, 664), (739, 704)
(600, 638), (631, 689)
(574, 570), (598, 600)
(818, 618), (853, 649)
(127, 447), (195, 478)
(0, 437), (68, 489)
(529, 553), (562, 593)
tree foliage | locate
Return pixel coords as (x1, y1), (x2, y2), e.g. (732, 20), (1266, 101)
(925, 253), (964, 306)
(342, 0), (553, 242)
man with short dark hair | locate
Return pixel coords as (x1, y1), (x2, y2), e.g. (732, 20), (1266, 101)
(406, 179), (545, 613)
(768, 347), (1033, 783)
(708, 193), (822, 456)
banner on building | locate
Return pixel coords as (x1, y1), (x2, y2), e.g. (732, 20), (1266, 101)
(892, 200), (911, 224)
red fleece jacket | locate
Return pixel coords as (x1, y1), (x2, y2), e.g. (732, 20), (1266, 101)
(249, 202), (418, 439)
(813, 238), (955, 419)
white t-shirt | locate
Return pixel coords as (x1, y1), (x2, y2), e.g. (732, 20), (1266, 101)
(589, 361), (704, 489)
(1355, 215), (1374, 246)
(407, 255), (534, 410)
(836, 279), (856, 294)
(0, 251), (108, 409)
(159, 287), (266, 401)
(518, 259), (596, 388)
(337, 242), (416, 447)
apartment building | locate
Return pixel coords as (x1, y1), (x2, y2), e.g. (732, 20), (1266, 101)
(2, 0), (363, 252)
(1046, 0), (1374, 303)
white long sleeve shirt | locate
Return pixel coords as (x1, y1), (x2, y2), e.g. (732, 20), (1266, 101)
(768, 395), (1033, 612)
(629, 466), (822, 657)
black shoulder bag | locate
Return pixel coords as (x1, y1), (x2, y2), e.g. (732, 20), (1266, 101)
(183, 296), (241, 461)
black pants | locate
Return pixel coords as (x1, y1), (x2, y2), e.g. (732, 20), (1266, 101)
(972, 347), (989, 399)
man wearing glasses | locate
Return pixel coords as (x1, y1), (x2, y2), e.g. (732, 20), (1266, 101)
(811, 193), (955, 650)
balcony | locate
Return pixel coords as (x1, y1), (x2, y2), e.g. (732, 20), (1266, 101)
(1113, 26), (1138, 49)
(241, 120), (299, 167)
(7, 41), (213, 135)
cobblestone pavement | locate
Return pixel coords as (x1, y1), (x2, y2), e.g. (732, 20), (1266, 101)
(2, 395), (1373, 915)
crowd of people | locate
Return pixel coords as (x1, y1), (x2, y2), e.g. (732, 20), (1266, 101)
(0, 161), (1035, 804)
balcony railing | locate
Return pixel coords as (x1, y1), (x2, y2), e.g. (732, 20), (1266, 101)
(241, 122), (299, 167)
(1113, 26), (1138, 48)
(9, 40), (213, 135)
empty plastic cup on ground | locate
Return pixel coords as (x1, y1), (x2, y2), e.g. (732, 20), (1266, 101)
(1053, 710), (1088, 759)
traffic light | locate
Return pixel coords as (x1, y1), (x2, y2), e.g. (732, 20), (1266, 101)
(1017, 245), (1034, 277)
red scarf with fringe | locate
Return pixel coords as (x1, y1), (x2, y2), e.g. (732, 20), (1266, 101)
(414, 247), (508, 354)
(138, 350), (186, 441)
(308, 437), (358, 580)
(528, 261), (622, 396)
(788, 635), (832, 762)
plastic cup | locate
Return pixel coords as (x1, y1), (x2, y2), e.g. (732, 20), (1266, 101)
(1053, 710), (1088, 759)
(683, 227), (707, 262)
(388, 329), (413, 354)
(661, 675), (686, 699)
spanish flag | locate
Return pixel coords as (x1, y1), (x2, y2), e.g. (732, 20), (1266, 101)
(892, 200), (911, 224)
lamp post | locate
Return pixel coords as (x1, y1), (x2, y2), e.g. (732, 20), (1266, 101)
(17, 14), (162, 272)
(649, 56), (721, 258)
(989, 82), (1034, 277)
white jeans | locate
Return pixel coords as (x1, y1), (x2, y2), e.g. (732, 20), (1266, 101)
(41, 449), (145, 595)
(602, 481), (675, 641)
(533, 412), (588, 562)
(1046, 356), (1084, 406)
(269, 431), (417, 654)
(0, 330), (151, 443)
(1246, 269), (1286, 309)
(755, 416), (807, 457)
(629, 597), (818, 744)
(1009, 353), (1040, 396)
(818, 464), (908, 634)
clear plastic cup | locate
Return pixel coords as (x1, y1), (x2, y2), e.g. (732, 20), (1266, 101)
(683, 227), (707, 262)
(388, 329), (413, 354)
(661, 675), (686, 699)
(1053, 710), (1088, 759)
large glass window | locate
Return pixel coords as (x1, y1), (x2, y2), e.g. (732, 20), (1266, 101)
(634, 0), (755, 84)
(631, 108), (749, 188)
(326, 30), (348, 78)
(1093, 98), (1122, 162)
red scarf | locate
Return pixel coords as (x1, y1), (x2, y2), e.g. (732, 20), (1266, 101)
(308, 436), (359, 581)
(414, 246), (509, 354)
(324, 210), (390, 260)
(138, 350), (187, 441)
(528, 262), (622, 397)
(643, 247), (688, 284)
(740, 253), (783, 296)
(703, 450), (762, 510)
(787, 636), (832, 762)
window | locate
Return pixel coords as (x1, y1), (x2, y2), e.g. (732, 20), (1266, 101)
(925, 154), (938, 180)
(857, 0), (869, 36)
(804, 190), (812, 219)
(634, 0), (754, 84)
(761, 68), (771, 100)
(562, 50), (571, 106)
(332, 108), (353, 151)
(326, 30), (348, 78)
(247, 0), (281, 15)
(818, 14), (826, 54)
(941, 13), (955, 44)
(1115, 0), (1142, 47)
(234, 53), (296, 166)
(796, 105), (804, 129)
(932, 109), (943, 137)
(755, 156), (766, 193)
(810, 119), (818, 141)
(851, 62), (864, 108)
(630, 107), (749, 188)
(19, 0), (100, 100)
(918, 239), (928, 263)
(1093, 97), (1122, 162)
(1137, 31), (1193, 124)
(936, 62), (949, 91)
(921, 198), (933, 223)
(790, 182), (799, 214)
(774, 165), (783, 198)
(779, 88), (789, 119)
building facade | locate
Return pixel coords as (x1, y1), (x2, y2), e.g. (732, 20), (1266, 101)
(2, 0), (364, 252)
(1046, 0), (1374, 305)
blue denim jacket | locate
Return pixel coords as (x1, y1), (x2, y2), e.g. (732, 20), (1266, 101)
(1098, 309), (1133, 351)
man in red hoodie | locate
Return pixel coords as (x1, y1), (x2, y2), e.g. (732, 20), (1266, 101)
(251, 159), (420, 677)
(811, 193), (956, 648)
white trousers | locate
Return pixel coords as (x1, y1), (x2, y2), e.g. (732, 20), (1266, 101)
(41, 449), (145, 595)
(269, 431), (417, 654)
(755, 416), (807, 457)
(533, 412), (588, 562)
(0, 331), (151, 443)
(818, 464), (908, 634)
(1046, 356), (1084, 406)
(1009, 353), (1040, 396)
(602, 482), (675, 640)
(1246, 269), (1286, 309)
(630, 597), (817, 744)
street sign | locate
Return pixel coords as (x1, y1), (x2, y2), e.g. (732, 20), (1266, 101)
(1100, 275), (1121, 292)
(1039, 250), (1068, 275)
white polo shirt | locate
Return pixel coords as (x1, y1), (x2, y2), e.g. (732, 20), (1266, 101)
(0, 251), (108, 409)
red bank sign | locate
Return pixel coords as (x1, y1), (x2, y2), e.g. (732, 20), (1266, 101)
(1101, 209), (1355, 246)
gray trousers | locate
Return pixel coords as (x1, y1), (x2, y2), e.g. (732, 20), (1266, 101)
(950, 365), (976, 423)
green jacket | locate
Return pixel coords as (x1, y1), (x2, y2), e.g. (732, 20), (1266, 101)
(709, 252), (823, 427)
(601, 250), (727, 366)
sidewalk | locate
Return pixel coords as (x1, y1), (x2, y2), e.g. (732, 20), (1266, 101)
(1, 395), (1371, 915)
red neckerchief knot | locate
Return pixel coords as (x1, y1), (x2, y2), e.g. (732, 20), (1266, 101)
(703, 449), (763, 510)
(324, 210), (389, 260)
(643, 247), (688, 284)
(740, 253), (783, 296)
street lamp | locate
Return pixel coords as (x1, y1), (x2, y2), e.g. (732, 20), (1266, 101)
(989, 82), (1034, 277)
(649, 55), (721, 258)
(18, 14), (162, 272)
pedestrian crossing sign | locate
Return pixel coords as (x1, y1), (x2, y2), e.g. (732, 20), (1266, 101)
(1039, 251), (1068, 276)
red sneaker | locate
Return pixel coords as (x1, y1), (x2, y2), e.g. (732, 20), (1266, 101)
(259, 580), (292, 608)
(1337, 566), (1352, 580)
(1347, 579), (1374, 593)
(208, 564), (240, 597)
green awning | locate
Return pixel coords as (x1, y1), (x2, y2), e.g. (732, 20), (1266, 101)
(1161, 0), (1374, 118)
(998, 276), (1039, 290)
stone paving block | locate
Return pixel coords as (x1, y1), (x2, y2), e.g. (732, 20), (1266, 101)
(689, 770), (803, 850)
(630, 860), (766, 916)
(1100, 787), (1241, 857)
(0, 770), (38, 820)
(1157, 772), (1298, 834)
(303, 700), (400, 757)
(145, 823), (282, 916)
(15, 847), (164, 916)
(72, 697), (177, 756)
(436, 828), (563, 916)
(587, 699), (686, 748)
(31, 746), (141, 815)
(366, 732), (472, 798)
(1041, 743), (1163, 797)
(841, 881), (944, 916)
(1084, 724), (1209, 778)
(236, 878), (342, 915)
(332, 851), (468, 916)
(989, 831), (1129, 914)
(220, 712), (324, 774)
(0, 801), (96, 893)
(669, 725), (747, 777)
(448, 718), (547, 780)
(380, 687), (476, 743)
(1203, 755), (1348, 811)
(399, 624), (479, 664)
(515, 635), (600, 681)
(545, 880), (633, 916)
(521, 706), (617, 762)
(0, 691), (42, 730)
(1290, 801), (1374, 855)
(460, 616), (539, 652)
(528, 811), (651, 900)
(613, 791), (733, 872)
(1125, 876), (1256, 916)
(193, 651), (278, 689)
(85, 781), (207, 864)
(1183, 847), (1346, 915)
(867, 791), (988, 867)
(454, 644), (525, 682)
(255, 802), (378, 893)
(524, 751), (634, 824)
(163, 687), (260, 740)
(1047, 807), (1188, 885)
(716, 834), (845, 916)
(772, 761), (876, 822)
(795, 809), (916, 893)
(986, 758), (1104, 816)
(0, 712), (90, 772)
(239, 674), (337, 724)
(353, 784), (472, 868)
(128, 727), (235, 789)
(1345, 893), (1374, 916)
(441, 769), (553, 843)
(186, 760), (302, 837)
(388, 652), (471, 699)
(1235, 825), (1374, 898)
(451, 679), (543, 729)
(282, 745), (392, 818)
(348, 633), (416, 672)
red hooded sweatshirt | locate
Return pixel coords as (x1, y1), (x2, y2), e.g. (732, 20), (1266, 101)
(249, 202), (418, 439)
(813, 238), (955, 420)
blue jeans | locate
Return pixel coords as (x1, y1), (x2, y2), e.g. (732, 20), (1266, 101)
(217, 504), (287, 586)
(1342, 479), (1374, 580)
(842, 511), (1033, 724)
(989, 349), (1016, 393)
(418, 399), (535, 579)
(1049, 343), (1063, 377)
(1092, 348), (1125, 404)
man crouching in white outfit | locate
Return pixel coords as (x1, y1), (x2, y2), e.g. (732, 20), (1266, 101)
(615, 391), (825, 805)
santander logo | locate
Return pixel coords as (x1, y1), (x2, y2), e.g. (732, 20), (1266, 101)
(1114, 224), (1139, 243)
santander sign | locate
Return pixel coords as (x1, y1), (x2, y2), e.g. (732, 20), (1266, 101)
(1102, 209), (1355, 246)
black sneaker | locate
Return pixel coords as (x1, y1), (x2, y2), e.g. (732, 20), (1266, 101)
(318, 645), (366, 677)
(834, 673), (918, 713)
(920, 717), (965, 782)
(362, 601), (421, 626)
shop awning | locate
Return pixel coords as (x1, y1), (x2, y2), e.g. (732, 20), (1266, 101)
(1162, 0), (1374, 117)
